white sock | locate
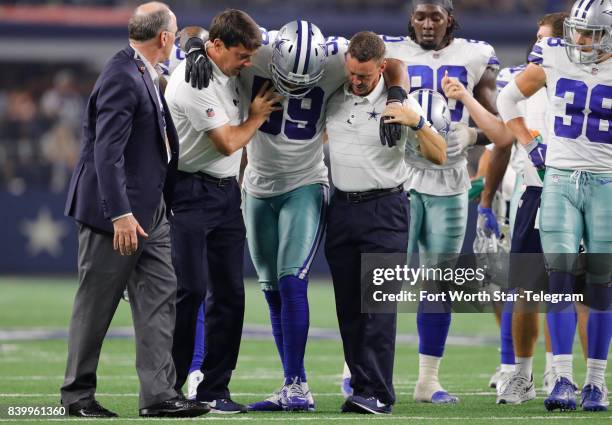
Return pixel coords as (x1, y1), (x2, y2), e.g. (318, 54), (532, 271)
(501, 363), (516, 373)
(418, 354), (441, 385)
(545, 352), (553, 372)
(553, 354), (573, 382)
(515, 357), (533, 379)
(585, 358), (607, 389)
(342, 362), (351, 379)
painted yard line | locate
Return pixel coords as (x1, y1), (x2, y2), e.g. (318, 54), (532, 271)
(0, 326), (498, 346)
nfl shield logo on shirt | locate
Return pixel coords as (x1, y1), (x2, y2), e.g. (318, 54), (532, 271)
(206, 108), (215, 118)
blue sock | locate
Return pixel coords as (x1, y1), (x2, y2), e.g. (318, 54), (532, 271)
(264, 290), (285, 375)
(189, 302), (206, 373)
(547, 272), (577, 355)
(500, 299), (515, 365)
(278, 275), (309, 383)
(585, 284), (612, 360)
(417, 299), (452, 358)
(587, 311), (612, 360)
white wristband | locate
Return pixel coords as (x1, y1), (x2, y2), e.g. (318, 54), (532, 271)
(497, 79), (527, 123)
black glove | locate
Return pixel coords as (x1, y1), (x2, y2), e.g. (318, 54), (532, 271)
(184, 37), (213, 90)
(379, 86), (408, 147)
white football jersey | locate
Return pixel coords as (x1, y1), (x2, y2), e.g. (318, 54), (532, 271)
(160, 44), (185, 77)
(384, 36), (499, 195)
(497, 64), (548, 187)
(529, 37), (612, 172)
(239, 30), (348, 198)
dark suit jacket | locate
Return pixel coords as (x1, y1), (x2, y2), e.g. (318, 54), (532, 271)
(65, 45), (179, 234)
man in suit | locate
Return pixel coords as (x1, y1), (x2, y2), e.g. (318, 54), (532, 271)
(61, 2), (208, 418)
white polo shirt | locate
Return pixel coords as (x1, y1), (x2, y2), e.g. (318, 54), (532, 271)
(165, 54), (243, 178)
(326, 76), (425, 192)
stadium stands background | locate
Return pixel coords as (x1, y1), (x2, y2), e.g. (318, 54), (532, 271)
(0, 0), (573, 274)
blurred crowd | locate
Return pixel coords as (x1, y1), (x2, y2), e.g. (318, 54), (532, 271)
(0, 66), (97, 194)
(0, 0), (575, 14)
(0, 0), (577, 193)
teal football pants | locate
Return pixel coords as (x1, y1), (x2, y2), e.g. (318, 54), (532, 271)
(243, 184), (328, 290)
(540, 168), (612, 284)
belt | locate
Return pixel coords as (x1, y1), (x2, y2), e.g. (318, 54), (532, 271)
(178, 170), (236, 187)
(334, 185), (403, 203)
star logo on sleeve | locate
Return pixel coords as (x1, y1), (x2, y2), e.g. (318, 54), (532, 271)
(367, 108), (380, 120)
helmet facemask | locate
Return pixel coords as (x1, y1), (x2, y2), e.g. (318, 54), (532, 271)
(269, 61), (325, 98)
(563, 18), (611, 64)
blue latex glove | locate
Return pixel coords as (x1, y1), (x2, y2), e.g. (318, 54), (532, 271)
(477, 205), (500, 238)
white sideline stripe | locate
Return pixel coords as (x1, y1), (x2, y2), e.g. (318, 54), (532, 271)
(0, 416), (608, 422)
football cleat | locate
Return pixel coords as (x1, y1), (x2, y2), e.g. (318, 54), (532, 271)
(581, 384), (609, 412)
(341, 378), (353, 400)
(246, 386), (284, 412)
(341, 363), (353, 399)
(301, 381), (316, 412)
(345, 395), (392, 415)
(496, 374), (537, 405)
(281, 377), (309, 412)
(186, 370), (204, 400)
(206, 399), (247, 414)
(544, 377), (577, 411)
(496, 370), (515, 396)
(489, 366), (502, 389)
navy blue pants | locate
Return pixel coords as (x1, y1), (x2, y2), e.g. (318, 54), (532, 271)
(170, 171), (246, 401)
(509, 186), (547, 292)
(325, 190), (409, 405)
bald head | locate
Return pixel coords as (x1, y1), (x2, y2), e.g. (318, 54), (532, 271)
(128, 2), (174, 42)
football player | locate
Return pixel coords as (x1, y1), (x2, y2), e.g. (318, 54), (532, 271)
(445, 13), (571, 404)
(498, 0), (612, 412)
(462, 12), (590, 402)
(381, 0), (500, 404)
(181, 20), (409, 412)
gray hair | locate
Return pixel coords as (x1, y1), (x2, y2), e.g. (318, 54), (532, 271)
(128, 3), (172, 41)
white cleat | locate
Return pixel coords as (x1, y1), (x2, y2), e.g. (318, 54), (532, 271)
(301, 381), (316, 411)
(489, 366), (502, 389)
(496, 373), (537, 405)
(186, 370), (204, 400)
(496, 370), (515, 396)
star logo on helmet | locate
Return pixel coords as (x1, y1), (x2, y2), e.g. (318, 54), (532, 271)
(274, 38), (290, 57)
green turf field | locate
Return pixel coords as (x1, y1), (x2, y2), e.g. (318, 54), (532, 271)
(0, 277), (609, 424)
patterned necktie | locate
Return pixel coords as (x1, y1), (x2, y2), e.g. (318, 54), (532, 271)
(154, 65), (171, 161)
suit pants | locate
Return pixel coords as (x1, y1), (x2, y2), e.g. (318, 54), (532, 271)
(325, 190), (409, 404)
(61, 199), (178, 409)
(170, 171), (246, 401)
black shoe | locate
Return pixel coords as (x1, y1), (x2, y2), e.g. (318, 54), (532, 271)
(68, 399), (118, 417)
(205, 398), (247, 414)
(347, 395), (392, 414)
(139, 397), (210, 417)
